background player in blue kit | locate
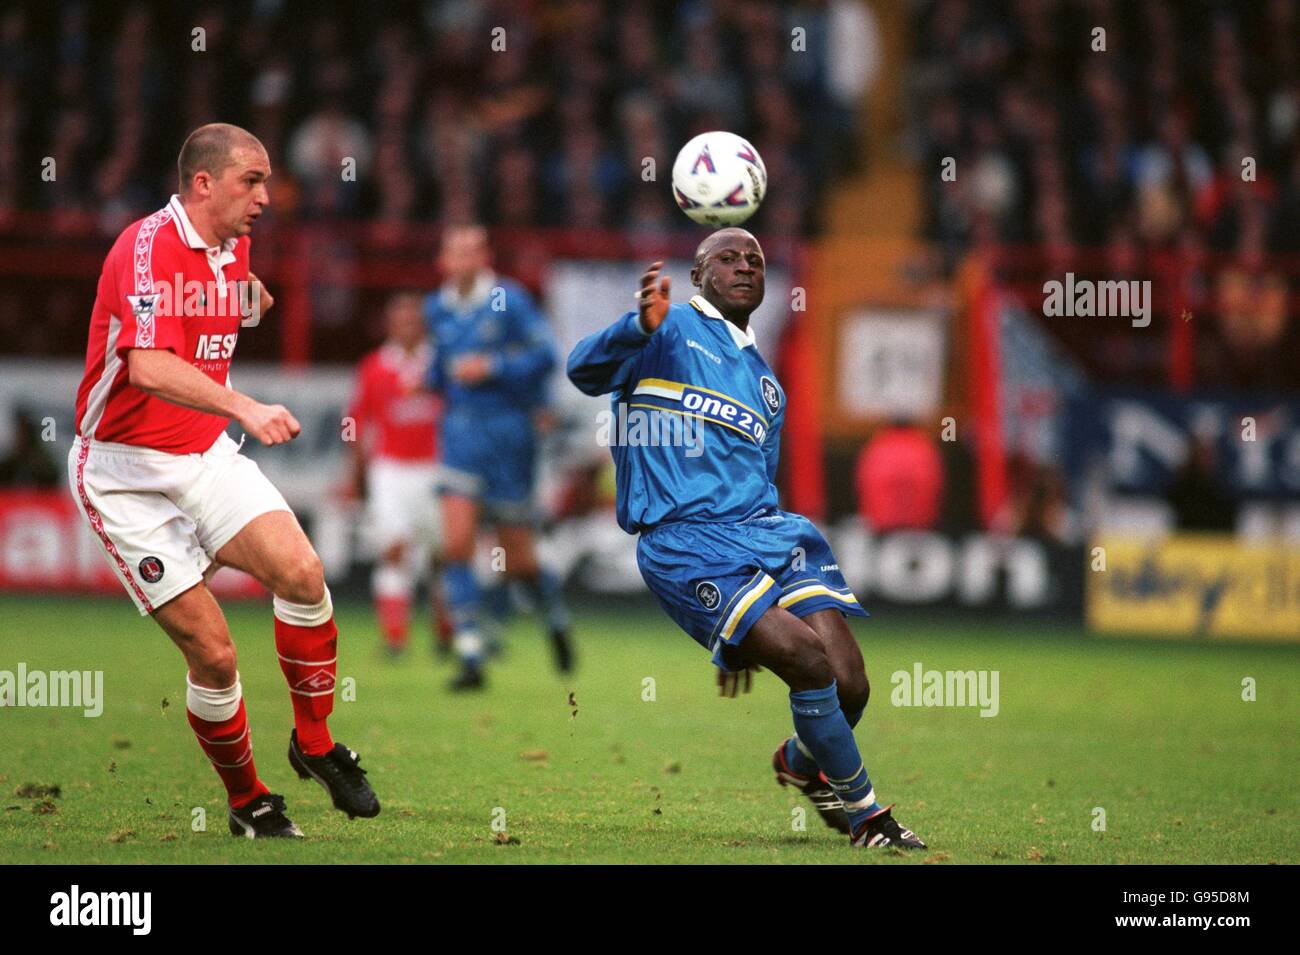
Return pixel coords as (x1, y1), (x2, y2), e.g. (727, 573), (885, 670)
(567, 228), (926, 849)
(424, 225), (575, 691)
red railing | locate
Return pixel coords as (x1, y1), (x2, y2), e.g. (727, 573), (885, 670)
(0, 212), (826, 514)
(0, 212), (808, 365)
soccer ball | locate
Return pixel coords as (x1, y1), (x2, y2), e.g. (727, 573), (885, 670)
(671, 131), (767, 227)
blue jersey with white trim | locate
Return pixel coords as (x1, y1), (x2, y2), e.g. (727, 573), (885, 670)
(423, 273), (556, 417)
(567, 294), (786, 534)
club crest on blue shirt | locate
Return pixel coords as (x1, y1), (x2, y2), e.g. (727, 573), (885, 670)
(760, 376), (781, 416)
(695, 580), (722, 610)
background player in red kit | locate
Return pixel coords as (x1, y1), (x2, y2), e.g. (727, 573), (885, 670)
(346, 291), (451, 656)
(69, 123), (380, 838)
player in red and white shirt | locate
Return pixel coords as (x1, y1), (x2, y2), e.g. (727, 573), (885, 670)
(69, 123), (379, 838)
(345, 292), (451, 654)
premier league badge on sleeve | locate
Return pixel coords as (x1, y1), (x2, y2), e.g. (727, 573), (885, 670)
(126, 294), (157, 317)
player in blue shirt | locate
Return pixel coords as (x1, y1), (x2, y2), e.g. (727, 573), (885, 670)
(424, 225), (575, 690)
(567, 228), (925, 849)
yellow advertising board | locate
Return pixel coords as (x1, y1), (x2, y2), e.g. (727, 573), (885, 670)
(1087, 535), (1300, 641)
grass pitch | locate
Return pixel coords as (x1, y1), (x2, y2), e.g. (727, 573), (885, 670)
(1, 595), (1295, 864)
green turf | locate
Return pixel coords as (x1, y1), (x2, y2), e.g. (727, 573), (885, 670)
(0, 595), (1296, 864)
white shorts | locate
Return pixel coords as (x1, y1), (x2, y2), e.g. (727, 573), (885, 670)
(69, 432), (291, 615)
(367, 458), (443, 553)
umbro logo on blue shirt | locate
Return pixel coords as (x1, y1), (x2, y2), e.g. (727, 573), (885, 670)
(686, 338), (722, 364)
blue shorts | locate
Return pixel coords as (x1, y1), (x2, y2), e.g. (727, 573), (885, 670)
(437, 411), (535, 523)
(636, 510), (867, 670)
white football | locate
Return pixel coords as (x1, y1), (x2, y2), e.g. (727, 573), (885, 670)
(671, 131), (767, 226)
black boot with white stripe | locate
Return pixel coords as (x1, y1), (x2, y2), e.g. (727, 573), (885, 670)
(228, 793), (304, 839)
(850, 805), (927, 849)
(773, 741), (851, 834)
(288, 731), (381, 819)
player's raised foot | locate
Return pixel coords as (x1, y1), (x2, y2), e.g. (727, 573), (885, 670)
(287, 730), (381, 819)
(228, 793), (304, 839)
(548, 627), (575, 674)
(448, 663), (485, 692)
(772, 741), (850, 834)
(850, 805), (926, 849)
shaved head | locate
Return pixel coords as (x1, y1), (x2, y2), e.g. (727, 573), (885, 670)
(693, 227), (762, 270)
(690, 227), (765, 321)
(178, 123), (265, 195)
(173, 123), (271, 244)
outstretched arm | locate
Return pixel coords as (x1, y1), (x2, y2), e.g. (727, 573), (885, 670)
(566, 262), (670, 396)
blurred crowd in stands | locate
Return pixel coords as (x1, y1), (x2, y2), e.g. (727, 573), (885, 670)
(915, 0), (1299, 258)
(0, 0), (873, 239)
(912, 0), (1300, 392)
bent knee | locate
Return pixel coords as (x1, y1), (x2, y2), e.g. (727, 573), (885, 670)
(194, 638), (238, 687)
(838, 670), (870, 715)
(275, 551), (325, 604)
(784, 626), (834, 689)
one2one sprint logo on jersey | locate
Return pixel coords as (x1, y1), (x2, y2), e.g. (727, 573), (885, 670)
(680, 389), (767, 443)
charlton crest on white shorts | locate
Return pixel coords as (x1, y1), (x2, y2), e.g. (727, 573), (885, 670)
(138, 556), (165, 583)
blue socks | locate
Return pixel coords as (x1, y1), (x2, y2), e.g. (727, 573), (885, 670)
(783, 700), (865, 776)
(443, 561), (484, 666)
(520, 569), (571, 633)
(788, 681), (881, 828)
(444, 563), (570, 667)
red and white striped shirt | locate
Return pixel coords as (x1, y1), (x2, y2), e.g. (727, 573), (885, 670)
(74, 195), (253, 454)
(348, 343), (440, 462)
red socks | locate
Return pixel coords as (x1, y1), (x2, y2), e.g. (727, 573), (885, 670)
(186, 675), (268, 809)
(273, 591), (337, 756)
(375, 595), (410, 649)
